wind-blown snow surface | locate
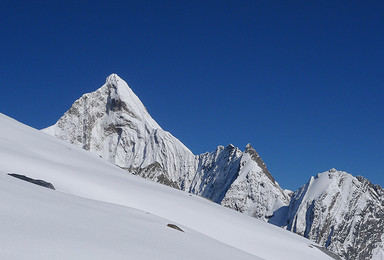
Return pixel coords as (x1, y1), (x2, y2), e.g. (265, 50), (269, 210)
(0, 173), (257, 260)
(42, 73), (290, 220)
(0, 113), (333, 259)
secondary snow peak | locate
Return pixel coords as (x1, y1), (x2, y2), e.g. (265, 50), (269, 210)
(244, 143), (275, 184)
(287, 169), (384, 259)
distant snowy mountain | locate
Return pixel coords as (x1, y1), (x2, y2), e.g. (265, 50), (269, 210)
(0, 113), (335, 259)
(43, 73), (289, 220)
(285, 169), (384, 260)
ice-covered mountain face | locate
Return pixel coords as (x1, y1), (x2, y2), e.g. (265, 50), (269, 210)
(286, 169), (384, 260)
(43, 73), (290, 221)
(43, 74), (197, 189)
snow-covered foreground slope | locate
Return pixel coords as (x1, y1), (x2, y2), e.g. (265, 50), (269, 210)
(42, 73), (290, 220)
(0, 113), (334, 259)
(0, 173), (257, 260)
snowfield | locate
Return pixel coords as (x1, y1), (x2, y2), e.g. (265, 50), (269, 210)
(0, 173), (258, 260)
(0, 113), (333, 259)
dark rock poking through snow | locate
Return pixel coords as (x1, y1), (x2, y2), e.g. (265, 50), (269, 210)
(167, 224), (184, 232)
(8, 173), (55, 190)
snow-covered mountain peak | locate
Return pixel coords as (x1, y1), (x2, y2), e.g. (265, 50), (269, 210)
(287, 169), (384, 259)
(103, 73), (161, 130)
(43, 74), (198, 186)
(106, 73), (121, 85)
(221, 144), (291, 220)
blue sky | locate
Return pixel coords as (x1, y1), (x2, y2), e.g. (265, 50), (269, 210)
(1, 1), (383, 190)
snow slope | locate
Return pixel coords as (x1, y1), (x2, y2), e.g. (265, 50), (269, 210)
(0, 113), (334, 259)
(0, 172), (257, 260)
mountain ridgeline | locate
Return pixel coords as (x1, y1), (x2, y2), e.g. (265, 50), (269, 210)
(43, 74), (384, 260)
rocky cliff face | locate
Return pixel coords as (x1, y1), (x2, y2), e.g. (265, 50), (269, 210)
(222, 144), (290, 220)
(189, 144), (242, 203)
(286, 169), (384, 260)
(43, 73), (289, 221)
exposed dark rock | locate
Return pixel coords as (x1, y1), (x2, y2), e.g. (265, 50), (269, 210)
(167, 224), (184, 232)
(244, 144), (276, 184)
(8, 173), (55, 190)
(123, 162), (180, 189)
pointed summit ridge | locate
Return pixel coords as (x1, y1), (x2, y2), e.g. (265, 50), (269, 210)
(106, 73), (121, 86)
(221, 143), (290, 220)
(244, 143), (275, 184)
(103, 74), (161, 130)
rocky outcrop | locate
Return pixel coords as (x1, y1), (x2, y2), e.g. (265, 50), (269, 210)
(8, 173), (55, 190)
(221, 144), (290, 220)
(189, 144), (242, 203)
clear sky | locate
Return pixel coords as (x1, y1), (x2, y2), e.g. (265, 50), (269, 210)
(1, 1), (383, 190)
